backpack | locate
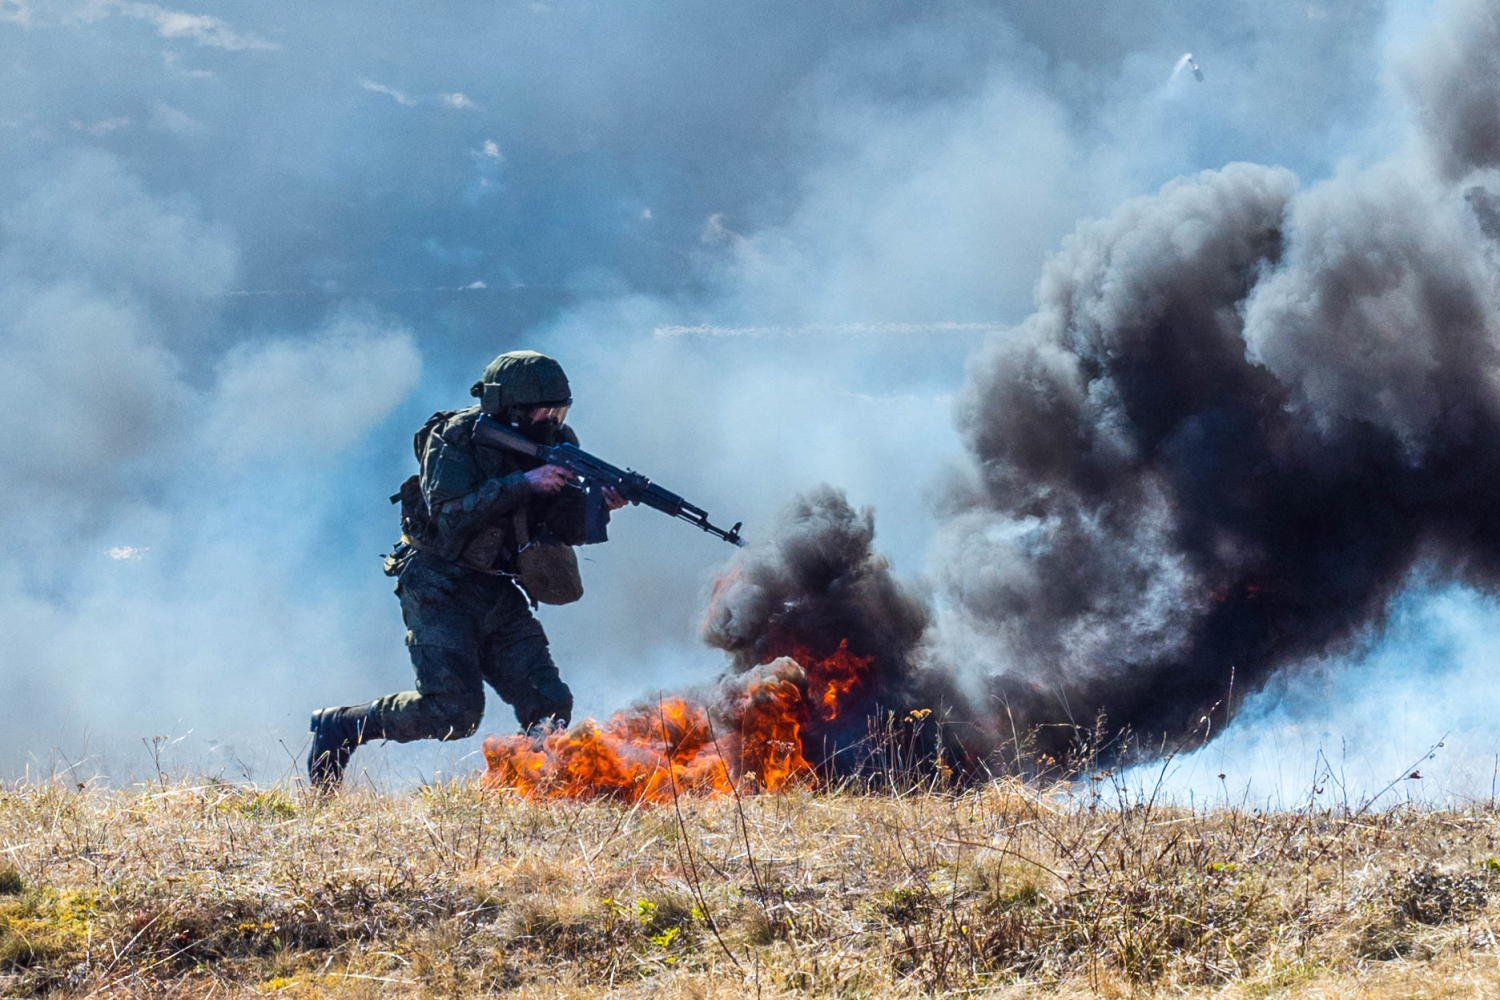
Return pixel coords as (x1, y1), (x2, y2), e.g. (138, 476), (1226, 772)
(382, 410), (454, 576)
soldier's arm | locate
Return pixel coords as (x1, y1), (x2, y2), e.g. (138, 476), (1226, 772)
(422, 430), (535, 541)
(423, 426), (578, 541)
(429, 473), (535, 539)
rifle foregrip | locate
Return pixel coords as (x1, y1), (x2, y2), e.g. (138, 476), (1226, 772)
(580, 483), (610, 545)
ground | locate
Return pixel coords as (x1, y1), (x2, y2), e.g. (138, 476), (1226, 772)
(4, 776), (1500, 997)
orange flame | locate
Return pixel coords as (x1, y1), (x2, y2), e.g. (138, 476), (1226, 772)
(773, 638), (873, 721)
(481, 649), (865, 802)
(482, 697), (732, 803)
(729, 660), (816, 792)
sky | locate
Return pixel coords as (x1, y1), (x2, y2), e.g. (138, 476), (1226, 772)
(3, 0), (1494, 801)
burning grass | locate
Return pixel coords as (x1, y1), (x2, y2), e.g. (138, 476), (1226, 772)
(480, 661), (827, 803)
(6, 774), (1500, 997)
(479, 640), (963, 805)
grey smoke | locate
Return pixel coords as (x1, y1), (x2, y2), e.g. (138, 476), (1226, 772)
(1464, 186), (1500, 242)
(703, 486), (928, 669)
(1398, 0), (1500, 181)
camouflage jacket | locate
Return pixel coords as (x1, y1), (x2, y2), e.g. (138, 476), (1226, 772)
(410, 405), (586, 575)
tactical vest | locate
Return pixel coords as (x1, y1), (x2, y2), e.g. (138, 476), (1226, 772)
(387, 408), (585, 604)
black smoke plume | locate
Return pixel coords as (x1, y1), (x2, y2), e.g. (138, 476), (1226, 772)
(929, 0), (1500, 754)
(702, 486), (989, 775)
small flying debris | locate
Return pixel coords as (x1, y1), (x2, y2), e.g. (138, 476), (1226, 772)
(1173, 52), (1204, 82)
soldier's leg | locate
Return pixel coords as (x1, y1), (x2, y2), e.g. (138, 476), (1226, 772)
(309, 554), (491, 790)
(366, 557), (490, 742)
(368, 645), (486, 742)
(480, 583), (573, 731)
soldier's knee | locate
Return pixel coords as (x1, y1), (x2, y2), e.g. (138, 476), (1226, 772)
(398, 693), (482, 741)
(406, 646), (483, 738)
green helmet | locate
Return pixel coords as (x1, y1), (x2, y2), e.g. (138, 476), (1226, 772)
(470, 350), (572, 415)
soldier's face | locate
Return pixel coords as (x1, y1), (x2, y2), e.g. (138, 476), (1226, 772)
(524, 404), (570, 427)
(518, 404), (570, 442)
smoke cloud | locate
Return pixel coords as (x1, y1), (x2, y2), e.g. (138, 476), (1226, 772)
(925, 0), (1500, 758)
(1398, 0), (1500, 181)
(701, 486), (985, 770)
(703, 486), (928, 673)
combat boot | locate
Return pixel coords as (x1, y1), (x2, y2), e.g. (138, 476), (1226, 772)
(307, 704), (374, 791)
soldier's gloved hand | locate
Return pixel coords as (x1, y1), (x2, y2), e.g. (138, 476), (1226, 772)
(524, 464), (574, 494)
(602, 486), (629, 511)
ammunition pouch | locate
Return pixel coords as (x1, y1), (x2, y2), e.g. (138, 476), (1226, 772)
(511, 506), (583, 605)
(515, 540), (584, 605)
(544, 482), (609, 546)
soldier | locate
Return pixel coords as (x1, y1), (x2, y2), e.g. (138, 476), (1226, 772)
(307, 350), (626, 790)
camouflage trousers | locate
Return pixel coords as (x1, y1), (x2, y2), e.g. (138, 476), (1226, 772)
(367, 548), (573, 742)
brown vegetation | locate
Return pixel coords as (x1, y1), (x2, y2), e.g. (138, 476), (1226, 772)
(4, 774), (1500, 997)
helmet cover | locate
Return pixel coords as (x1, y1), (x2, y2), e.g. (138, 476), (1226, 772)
(470, 350), (572, 414)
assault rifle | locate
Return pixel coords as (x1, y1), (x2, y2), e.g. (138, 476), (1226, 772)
(473, 413), (745, 547)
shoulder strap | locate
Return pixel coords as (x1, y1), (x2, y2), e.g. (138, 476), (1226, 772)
(512, 506), (530, 551)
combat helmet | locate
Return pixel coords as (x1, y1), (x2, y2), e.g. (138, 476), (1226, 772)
(470, 350), (572, 415)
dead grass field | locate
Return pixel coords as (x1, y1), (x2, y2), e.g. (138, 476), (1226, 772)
(5, 774), (1500, 998)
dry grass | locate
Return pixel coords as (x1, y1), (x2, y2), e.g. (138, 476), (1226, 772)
(5, 773), (1500, 997)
